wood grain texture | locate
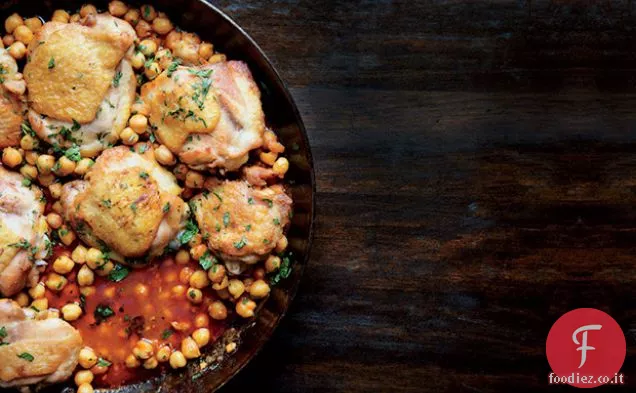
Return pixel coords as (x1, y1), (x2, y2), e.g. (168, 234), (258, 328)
(214, 0), (636, 392)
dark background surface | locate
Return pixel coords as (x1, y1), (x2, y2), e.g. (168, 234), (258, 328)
(214, 0), (636, 392)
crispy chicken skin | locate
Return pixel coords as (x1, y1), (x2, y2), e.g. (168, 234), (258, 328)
(0, 49), (26, 148)
(141, 61), (265, 171)
(0, 167), (48, 297)
(0, 299), (82, 387)
(61, 145), (188, 261)
(190, 179), (291, 264)
(24, 14), (137, 157)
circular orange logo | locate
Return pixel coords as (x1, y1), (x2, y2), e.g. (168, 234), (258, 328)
(546, 308), (626, 388)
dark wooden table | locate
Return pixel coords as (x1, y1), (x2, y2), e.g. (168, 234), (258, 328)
(216, 1), (636, 391)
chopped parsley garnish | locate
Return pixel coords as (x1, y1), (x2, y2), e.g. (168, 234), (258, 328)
(21, 122), (36, 137)
(212, 191), (223, 202)
(163, 202), (171, 213)
(178, 219), (199, 245)
(0, 342), (8, 346)
(247, 197), (254, 205)
(143, 5), (151, 18)
(273, 218), (280, 226)
(166, 59), (182, 77)
(97, 358), (112, 367)
(270, 252), (293, 285)
(245, 224), (252, 232)
(199, 251), (216, 271)
(64, 145), (82, 162)
(233, 236), (247, 250)
(161, 329), (173, 339)
(130, 203), (137, 213)
(17, 352), (34, 362)
(139, 171), (149, 179)
(112, 71), (122, 87)
(189, 289), (196, 299)
(21, 178), (32, 187)
(9, 239), (30, 249)
(223, 212), (230, 227)
(188, 69), (213, 78)
(48, 57), (55, 69)
(263, 199), (273, 208)
(94, 304), (115, 322)
(108, 264), (129, 282)
(0, 64), (6, 83)
(0, 326), (6, 339)
(102, 199), (112, 208)
(72, 119), (81, 131)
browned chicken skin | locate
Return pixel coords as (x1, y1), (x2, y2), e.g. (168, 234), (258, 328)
(141, 61), (265, 171)
(61, 145), (188, 262)
(0, 49), (26, 148)
(0, 299), (82, 387)
(190, 179), (291, 264)
(0, 166), (48, 297)
(24, 14), (137, 157)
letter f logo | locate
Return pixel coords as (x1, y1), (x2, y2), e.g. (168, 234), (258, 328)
(572, 324), (602, 368)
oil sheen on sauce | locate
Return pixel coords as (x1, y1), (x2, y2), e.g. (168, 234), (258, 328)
(45, 245), (226, 387)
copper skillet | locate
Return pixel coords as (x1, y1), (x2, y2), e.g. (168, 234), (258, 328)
(0, 0), (315, 391)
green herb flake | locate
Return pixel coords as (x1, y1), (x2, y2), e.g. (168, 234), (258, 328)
(108, 264), (129, 282)
(97, 358), (112, 367)
(130, 203), (137, 213)
(112, 71), (122, 87)
(161, 329), (173, 339)
(163, 202), (170, 213)
(199, 251), (216, 271)
(223, 212), (230, 228)
(233, 236), (247, 250)
(48, 57), (55, 69)
(178, 219), (199, 245)
(102, 199), (112, 208)
(17, 352), (34, 362)
(64, 145), (82, 162)
(273, 218), (281, 226)
(139, 171), (149, 179)
(94, 304), (115, 321)
(21, 178), (32, 187)
(9, 239), (30, 249)
(0, 326), (6, 339)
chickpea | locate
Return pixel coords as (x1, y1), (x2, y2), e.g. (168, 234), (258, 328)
(2, 147), (22, 167)
(236, 297), (256, 318)
(249, 279), (271, 299)
(152, 17), (173, 35)
(125, 354), (140, 368)
(74, 158), (94, 175)
(13, 25), (33, 45)
(2, 35), (14, 47)
(135, 19), (152, 38)
(36, 154), (55, 175)
(216, 287), (230, 300)
(185, 170), (205, 188)
(120, 127), (139, 145)
(74, 370), (94, 386)
(276, 236), (289, 253)
(24, 151), (38, 166)
(138, 39), (157, 56)
(180, 337), (200, 359)
(124, 9), (140, 26)
(79, 347), (98, 369)
(95, 261), (114, 277)
(169, 351), (187, 369)
(80, 286), (96, 297)
(134, 283), (149, 297)
(49, 182), (63, 199)
(272, 157), (290, 177)
(108, 1), (128, 16)
(175, 249), (190, 265)
(131, 51), (145, 69)
(189, 244), (207, 261)
(198, 43), (214, 59)
(28, 282), (45, 299)
(226, 342), (237, 353)
(86, 248), (105, 269)
(80, 4), (97, 17)
(212, 275), (229, 291)
(143, 356), (158, 369)
(51, 201), (63, 214)
(31, 298), (48, 311)
(179, 267), (194, 284)
(208, 53), (226, 65)
(38, 173), (55, 187)
(58, 226), (76, 246)
(77, 383), (94, 393)
(77, 265), (95, 287)
(190, 328), (210, 348)
(54, 156), (76, 176)
(265, 255), (281, 273)
(171, 284), (186, 297)
(259, 151), (278, 166)
(228, 279), (245, 299)
(53, 255), (75, 275)
(144, 61), (161, 80)
(156, 345), (171, 362)
(187, 287), (203, 304)
(4, 13), (23, 34)
(189, 270), (209, 289)
(46, 273), (68, 292)
(70, 14), (81, 23)
(24, 17), (42, 33)
(51, 9), (70, 23)
(208, 301), (227, 320)
(140, 5), (156, 21)
(14, 292), (29, 307)
(72, 245), (88, 264)
(129, 114), (148, 134)
(133, 339), (154, 360)
(19, 164), (37, 180)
